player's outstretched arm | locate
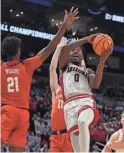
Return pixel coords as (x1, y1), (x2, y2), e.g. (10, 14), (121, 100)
(37, 7), (79, 64)
(59, 33), (101, 70)
(88, 46), (113, 89)
(49, 39), (67, 96)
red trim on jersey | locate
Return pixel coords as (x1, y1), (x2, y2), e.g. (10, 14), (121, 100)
(78, 105), (93, 117)
(73, 131), (79, 136)
(64, 94), (95, 106)
(78, 104), (100, 126)
(68, 125), (78, 134)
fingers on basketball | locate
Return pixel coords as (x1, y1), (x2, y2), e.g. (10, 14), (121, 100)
(93, 34), (113, 56)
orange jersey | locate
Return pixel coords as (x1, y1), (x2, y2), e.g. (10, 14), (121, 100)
(1, 56), (42, 109)
(51, 90), (66, 131)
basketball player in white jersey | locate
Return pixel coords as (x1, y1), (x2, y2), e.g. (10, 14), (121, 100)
(58, 35), (113, 152)
(102, 111), (124, 152)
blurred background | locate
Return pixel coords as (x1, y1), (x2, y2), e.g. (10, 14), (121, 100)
(1, 0), (124, 152)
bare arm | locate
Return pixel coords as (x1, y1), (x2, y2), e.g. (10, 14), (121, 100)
(88, 46), (113, 89)
(59, 33), (101, 70)
(102, 132), (118, 152)
(88, 61), (105, 89)
(49, 39), (67, 96)
(37, 7), (79, 63)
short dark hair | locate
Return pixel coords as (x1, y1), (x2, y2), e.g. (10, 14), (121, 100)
(79, 45), (85, 56)
(2, 36), (21, 57)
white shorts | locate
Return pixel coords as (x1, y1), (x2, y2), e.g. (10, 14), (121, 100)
(64, 98), (94, 134)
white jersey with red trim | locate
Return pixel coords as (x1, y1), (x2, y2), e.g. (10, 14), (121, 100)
(61, 63), (92, 98)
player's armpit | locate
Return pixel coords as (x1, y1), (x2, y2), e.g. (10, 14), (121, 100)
(91, 60), (105, 89)
(23, 56), (42, 72)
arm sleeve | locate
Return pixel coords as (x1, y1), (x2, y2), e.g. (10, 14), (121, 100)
(23, 56), (42, 73)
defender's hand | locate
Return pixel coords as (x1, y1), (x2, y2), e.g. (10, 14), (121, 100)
(63, 6), (79, 26)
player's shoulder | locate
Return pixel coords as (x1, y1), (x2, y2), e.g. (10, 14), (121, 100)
(110, 131), (120, 141)
(86, 68), (94, 74)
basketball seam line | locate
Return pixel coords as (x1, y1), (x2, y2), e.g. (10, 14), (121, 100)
(94, 35), (108, 51)
(94, 35), (109, 55)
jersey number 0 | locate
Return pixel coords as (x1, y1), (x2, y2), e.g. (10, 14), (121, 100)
(74, 73), (79, 82)
(7, 77), (19, 92)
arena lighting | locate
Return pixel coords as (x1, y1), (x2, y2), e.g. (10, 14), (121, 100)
(88, 9), (102, 15)
(0, 23), (66, 40)
(24, 0), (52, 7)
(10, 9), (13, 12)
(16, 14), (20, 17)
(1, 23), (124, 52)
(105, 13), (124, 23)
(114, 46), (124, 53)
(90, 28), (93, 31)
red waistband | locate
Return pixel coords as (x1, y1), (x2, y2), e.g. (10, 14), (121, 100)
(64, 94), (95, 105)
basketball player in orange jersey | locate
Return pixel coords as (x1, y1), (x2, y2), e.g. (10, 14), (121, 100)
(102, 111), (124, 152)
(58, 36), (113, 152)
(49, 39), (73, 152)
(1, 7), (79, 152)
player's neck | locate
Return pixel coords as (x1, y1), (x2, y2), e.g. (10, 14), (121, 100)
(71, 62), (81, 66)
(7, 56), (19, 61)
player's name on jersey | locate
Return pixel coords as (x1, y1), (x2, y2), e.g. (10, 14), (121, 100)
(0, 23), (66, 40)
(5, 69), (19, 74)
(67, 66), (88, 78)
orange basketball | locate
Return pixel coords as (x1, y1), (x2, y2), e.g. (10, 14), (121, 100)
(92, 34), (113, 56)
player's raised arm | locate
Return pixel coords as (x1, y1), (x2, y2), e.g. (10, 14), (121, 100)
(49, 39), (67, 96)
(88, 46), (113, 89)
(59, 33), (101, 70)
(37, 7), (79, 64)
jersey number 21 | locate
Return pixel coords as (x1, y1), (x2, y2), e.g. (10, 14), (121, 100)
(7, 77), (19, 92)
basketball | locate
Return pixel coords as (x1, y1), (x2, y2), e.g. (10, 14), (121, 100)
(93, 34), (113, 56)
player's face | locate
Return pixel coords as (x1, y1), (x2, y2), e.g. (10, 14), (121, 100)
(69, 46), (83, 65)
(121, 113), (124, 125)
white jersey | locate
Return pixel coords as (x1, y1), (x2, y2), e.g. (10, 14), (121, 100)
(61, 63), (92, 98)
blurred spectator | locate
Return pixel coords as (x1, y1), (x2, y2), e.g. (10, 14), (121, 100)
(92, 144), (99, 152)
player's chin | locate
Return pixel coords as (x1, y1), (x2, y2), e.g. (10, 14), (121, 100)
(72, 60), (80, 65)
